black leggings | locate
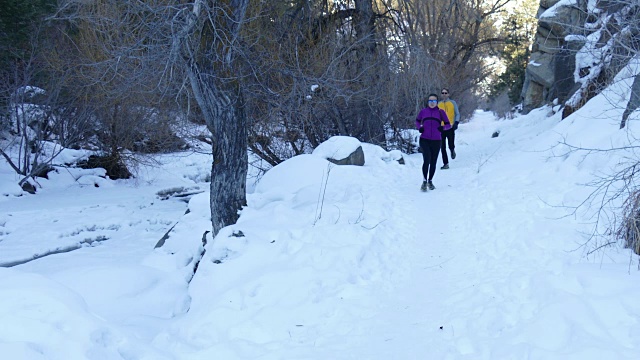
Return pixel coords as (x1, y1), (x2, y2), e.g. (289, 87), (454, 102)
(441, 129), (455, 164)
(419, 138), (441, 181)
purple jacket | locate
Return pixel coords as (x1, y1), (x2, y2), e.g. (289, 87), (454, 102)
(415, 107), (451, 140)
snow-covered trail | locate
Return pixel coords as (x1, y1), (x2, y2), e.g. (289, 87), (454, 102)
(209, 109), (640, 359)
(333, 110), (640, 359)
(157, 113), (527, 358)
(3, 110), (640, 359)
(290, 120), (559, 359)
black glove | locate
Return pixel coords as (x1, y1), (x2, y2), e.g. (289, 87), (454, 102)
(437, 126), (443, 133)
(453, 121), (459, 130)
(418, 127), (424, 133)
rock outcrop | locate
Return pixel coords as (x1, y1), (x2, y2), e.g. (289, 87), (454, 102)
(521, 0), (587, 114)
(522, 0), (638, 118)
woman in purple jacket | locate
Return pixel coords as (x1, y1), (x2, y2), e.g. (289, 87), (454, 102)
(416, 94), (451, 191)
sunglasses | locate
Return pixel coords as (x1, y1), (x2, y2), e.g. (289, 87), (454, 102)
(441, 92), (449, 94)
(428, 100), (438, 103)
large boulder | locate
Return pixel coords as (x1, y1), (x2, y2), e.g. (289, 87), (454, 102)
(312, 136), (365, 166)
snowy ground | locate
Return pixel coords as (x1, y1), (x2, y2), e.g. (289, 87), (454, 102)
(2, 77), (640, 358)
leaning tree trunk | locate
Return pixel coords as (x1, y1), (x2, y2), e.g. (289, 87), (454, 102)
(186, 63), (247, 236)
(173, 0), (250, 237)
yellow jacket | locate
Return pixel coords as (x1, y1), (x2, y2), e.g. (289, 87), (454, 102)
(438, 100), (459, 126)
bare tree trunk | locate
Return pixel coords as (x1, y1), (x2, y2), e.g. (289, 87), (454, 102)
(175, 0), (249, 236)
(185, 62), (247, 234)
(48, 0), (249, 229)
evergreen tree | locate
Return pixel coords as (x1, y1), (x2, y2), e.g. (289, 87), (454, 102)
(489, 1), (537, 107)
(0, 0), (56, 62)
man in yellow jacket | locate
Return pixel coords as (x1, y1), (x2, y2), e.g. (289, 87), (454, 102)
(438, 88), (460, 169)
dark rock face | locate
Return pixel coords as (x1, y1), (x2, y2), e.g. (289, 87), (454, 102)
(522, 0), (588, 113)
(326, 146), (365, 166)
(523, 1), (637, 117)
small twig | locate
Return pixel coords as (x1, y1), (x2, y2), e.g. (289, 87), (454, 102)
(476, 145), (501, 174)
(586, 241), (616, 256)
(350, 192), (365, 224)
(313, 164), (332, 225)
(361, 219), (386, 230)
(423, 255), (456, 269)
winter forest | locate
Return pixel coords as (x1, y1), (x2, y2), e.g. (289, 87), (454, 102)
(3, 0), (640, 359)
